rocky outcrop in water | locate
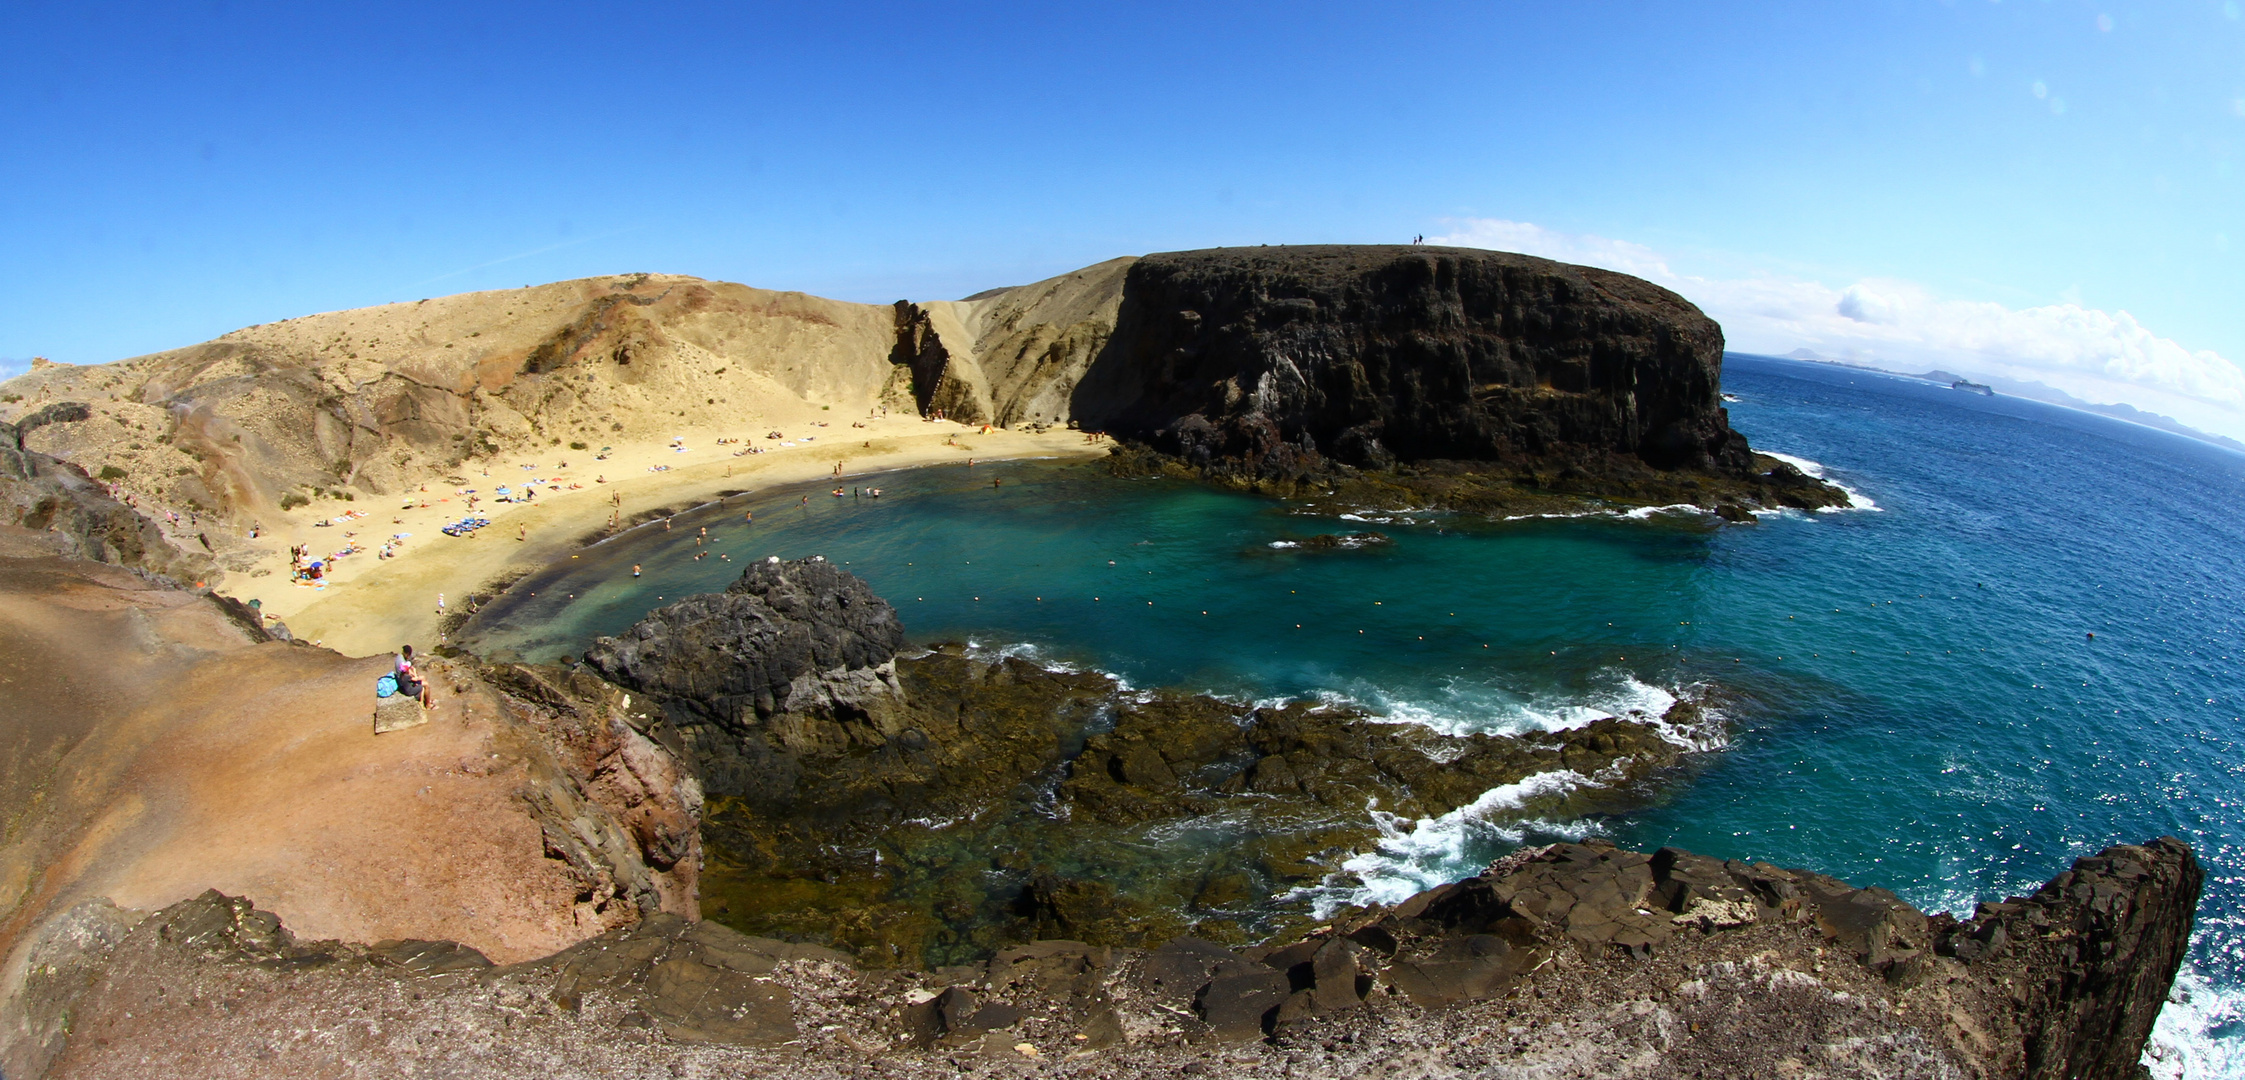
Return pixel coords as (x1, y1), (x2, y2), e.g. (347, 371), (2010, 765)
(16, 837), (2196, 1078)
(582, 555), (909, 789)
(575, 559), (1712, 968)
(1929, 836), (2201, 1080)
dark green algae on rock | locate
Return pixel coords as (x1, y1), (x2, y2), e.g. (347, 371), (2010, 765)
(581, 557), (1718, 970)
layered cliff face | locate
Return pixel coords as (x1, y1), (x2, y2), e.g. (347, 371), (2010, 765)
(1074, 246), (1747, 475)
(900, 246), (1845, 510)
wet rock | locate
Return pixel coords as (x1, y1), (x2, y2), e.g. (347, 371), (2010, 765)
(591, 563), (1710, 967)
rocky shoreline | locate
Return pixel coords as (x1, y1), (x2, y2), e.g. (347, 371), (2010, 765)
(573, 557), (1714, 967)
(19, 833), (2195, 1079)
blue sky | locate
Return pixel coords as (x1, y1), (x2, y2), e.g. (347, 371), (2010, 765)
(5, 1), (2243, 433)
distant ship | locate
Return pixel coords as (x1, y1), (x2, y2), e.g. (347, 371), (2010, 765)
(1952, 379), (1995, 396)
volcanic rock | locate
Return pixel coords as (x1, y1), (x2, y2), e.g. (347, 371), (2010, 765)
(0, 404), (210, 581)
(1074, 246), (1741, 471)
(12, 835), (2197, 1078)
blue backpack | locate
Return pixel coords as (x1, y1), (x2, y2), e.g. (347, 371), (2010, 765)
(375, 674), (398, 698)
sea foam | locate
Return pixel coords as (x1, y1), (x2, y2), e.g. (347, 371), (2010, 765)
(1303, 768), (1599, 914)
(1762, 450), (1881, 512)
(2143, 964), (2245, 1080)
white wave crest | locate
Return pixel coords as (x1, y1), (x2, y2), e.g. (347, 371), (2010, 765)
(2144, 964), (2245, 1080)
(1762, 450), (1881, 512)
(1304, 769), (1599, 914)
(1353, 670), (1690, 739)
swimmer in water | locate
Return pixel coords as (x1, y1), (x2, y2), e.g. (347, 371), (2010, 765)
(632, 564), (642, 577)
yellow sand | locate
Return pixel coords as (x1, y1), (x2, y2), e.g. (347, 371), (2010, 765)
(250, 415), (1108, 658)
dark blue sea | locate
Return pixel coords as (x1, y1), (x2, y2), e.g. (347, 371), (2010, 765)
(466, 355), (2245, 1076)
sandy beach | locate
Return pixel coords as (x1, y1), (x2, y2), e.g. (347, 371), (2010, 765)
(244, 415), (1108, 658)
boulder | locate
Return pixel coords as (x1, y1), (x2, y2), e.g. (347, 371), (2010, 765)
(584, 555), (904, 725)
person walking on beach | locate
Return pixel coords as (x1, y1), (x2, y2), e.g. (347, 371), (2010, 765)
(436, 593), (445, 615)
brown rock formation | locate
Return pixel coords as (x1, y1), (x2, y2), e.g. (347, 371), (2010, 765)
(10, 837), (2196, 1079)
(0, 407), (210, 582)
(0, 551), (701, 1080)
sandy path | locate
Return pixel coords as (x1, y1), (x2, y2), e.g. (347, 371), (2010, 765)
(244, 415), (1108, 658)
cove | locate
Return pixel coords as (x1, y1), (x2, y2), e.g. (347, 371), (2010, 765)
(462, 355), (2245, 1072)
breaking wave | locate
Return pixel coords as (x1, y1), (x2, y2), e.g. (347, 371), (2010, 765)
(1299, 768), (1604, 914)
(1761, 450), (1881, 512)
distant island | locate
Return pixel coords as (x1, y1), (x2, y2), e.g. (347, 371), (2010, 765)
(1775, 348), (2245, 453)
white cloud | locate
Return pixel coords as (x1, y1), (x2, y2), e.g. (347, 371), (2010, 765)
(1428, 218), (2245, 441)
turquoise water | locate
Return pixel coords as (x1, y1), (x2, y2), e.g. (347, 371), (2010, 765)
(464, 356), (2245, 1076)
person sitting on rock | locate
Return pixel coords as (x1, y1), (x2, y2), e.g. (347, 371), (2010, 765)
(394, 644), (434, 709)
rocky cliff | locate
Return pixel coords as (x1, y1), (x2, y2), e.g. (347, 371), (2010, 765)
(901, 246), (1846, 511)
(14, 835), (2196, 1079)
(0, 248), (1838, 558)
(1077, 246), (1740, 472)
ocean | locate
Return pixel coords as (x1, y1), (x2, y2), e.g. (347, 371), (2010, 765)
(463, 354), (2245, 1077)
